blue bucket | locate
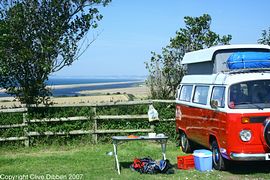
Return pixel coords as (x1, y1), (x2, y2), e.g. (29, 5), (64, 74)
(193, 149), (212, 171)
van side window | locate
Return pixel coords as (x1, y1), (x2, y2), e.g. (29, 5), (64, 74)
(179, 85), (193, 102)
(211, 86), (225, 107)
(193, 86), (209, 105)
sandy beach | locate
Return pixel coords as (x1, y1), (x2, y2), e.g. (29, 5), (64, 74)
(0, 83), (150, 107)
(48, 80), (144, 89)
(0, 80), (144, 93)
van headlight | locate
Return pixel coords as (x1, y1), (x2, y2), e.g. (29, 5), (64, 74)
(240, 130), (252, 142)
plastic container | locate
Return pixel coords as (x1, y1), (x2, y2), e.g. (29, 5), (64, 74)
(148, 133), (156, 138)
(193, 149), (212, 171)
(177, 155), (194, 170)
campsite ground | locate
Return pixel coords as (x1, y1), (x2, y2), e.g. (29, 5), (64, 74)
(1, 141), (270, 180)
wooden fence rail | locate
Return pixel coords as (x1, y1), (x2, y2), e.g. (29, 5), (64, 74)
(0, 100), (175, 146)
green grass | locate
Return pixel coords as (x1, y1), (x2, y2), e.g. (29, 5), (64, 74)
(0, 142), (270, 180)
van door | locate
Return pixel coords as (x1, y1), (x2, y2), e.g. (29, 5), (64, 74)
(207, 86), (226, 146)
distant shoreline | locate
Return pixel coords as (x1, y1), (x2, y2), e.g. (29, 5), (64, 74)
(0, 80), (145, 93)
(49, 80), (144, 89)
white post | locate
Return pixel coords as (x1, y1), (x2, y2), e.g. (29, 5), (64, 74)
(23, 112), (29, 147)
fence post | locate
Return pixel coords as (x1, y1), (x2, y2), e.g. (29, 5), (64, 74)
(92, 107), (98, 144)
(150, 124), (155, 132)
(23, 112), (29, 147)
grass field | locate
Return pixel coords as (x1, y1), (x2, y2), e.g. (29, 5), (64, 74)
(1, 141), (270, 180)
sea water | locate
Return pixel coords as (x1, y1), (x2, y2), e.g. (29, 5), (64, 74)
(0, 78), (144, 97)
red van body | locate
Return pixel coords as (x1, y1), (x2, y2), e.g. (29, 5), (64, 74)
(175, 45), (270, 170)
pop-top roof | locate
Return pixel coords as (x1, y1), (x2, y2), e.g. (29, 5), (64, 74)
(181, 44), (270, 65)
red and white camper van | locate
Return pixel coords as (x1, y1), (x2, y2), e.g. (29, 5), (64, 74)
(175, 44), (270, 170)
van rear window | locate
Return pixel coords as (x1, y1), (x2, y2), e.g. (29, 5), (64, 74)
(193, 86), (209, 105)
(179, 85), (193, 102)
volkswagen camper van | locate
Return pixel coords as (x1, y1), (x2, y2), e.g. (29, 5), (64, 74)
(175, 44), (270, 170)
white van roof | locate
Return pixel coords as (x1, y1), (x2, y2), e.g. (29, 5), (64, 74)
(181, 44), (270, 65)
(181, 72), (270, 86)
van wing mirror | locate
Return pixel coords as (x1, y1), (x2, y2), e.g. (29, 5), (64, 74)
(210, 100), (218, 109)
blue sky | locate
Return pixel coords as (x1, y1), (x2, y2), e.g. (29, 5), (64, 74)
(53, 0), (270, 78)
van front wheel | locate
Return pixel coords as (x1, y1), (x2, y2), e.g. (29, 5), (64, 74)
(211, 140), (226, 170)
(180, 132), (192, 153)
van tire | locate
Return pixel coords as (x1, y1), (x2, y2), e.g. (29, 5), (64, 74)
(211, 140), (226, 171)
(180, 132), (192, 153)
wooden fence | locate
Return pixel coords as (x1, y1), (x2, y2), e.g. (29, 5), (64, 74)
(0, 100), (175, 146)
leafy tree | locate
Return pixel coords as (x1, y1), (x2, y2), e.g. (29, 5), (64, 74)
(145, 47), (185, 99)
(0, 0), (111, 105)
(145, 14), (232, 99)
(258, 27), (270, 45)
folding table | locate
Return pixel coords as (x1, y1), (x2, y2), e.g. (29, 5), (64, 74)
(112, 135), (168, 174)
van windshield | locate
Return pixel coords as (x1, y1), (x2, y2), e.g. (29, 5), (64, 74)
(229, 80), (270, 109)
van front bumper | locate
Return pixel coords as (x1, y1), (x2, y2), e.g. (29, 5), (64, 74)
(230, 152), (270, 161)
